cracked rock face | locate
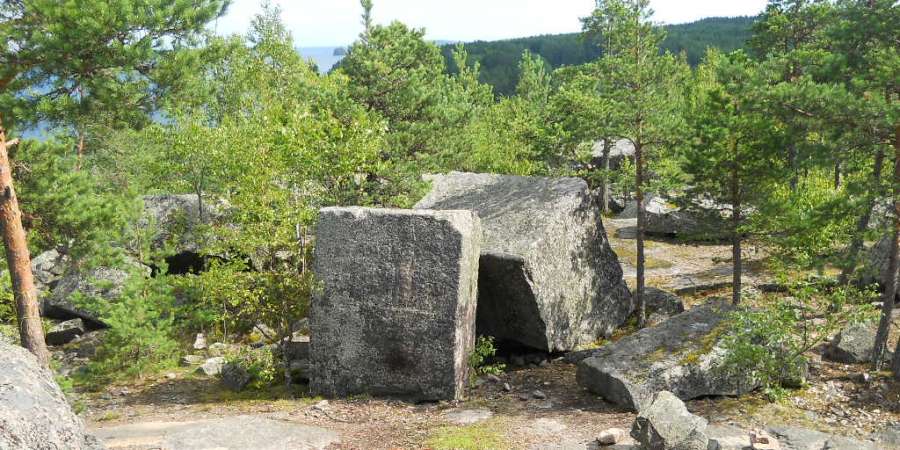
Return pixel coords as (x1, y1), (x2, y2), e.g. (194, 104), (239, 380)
(631, 391), (709, 450)
(310, 207), (481, 401)
(0, 342), (103, 450)
(415, 172), (632, 352)
(32, 249), (69, 295)
(576, 301), (756, 412)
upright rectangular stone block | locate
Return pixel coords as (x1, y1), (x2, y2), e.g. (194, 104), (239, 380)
(310, 207), (481, 401)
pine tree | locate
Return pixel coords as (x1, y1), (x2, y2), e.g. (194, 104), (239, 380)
(582, 0), (687, 326)
(0, 0), (227, 366)
(683, 50), (786, 305)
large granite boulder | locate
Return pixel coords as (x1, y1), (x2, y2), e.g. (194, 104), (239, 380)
(32, 249), (69, 295)
(616, 196), (729, 241)
(43, 258), (150, 328)
(643, 287), (686, 326)
(45, 319), (87, 346)
(415, 172), (632, 352)
(576, 301), (756, 411)
(0, 342), (103, 449)
(631, 391), (709, 450)
(310, 207), (481, 401)
(140, 194), (221, 255)
(591, 139), (635, 171)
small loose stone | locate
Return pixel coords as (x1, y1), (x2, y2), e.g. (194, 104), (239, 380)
(597, 428), (625, 445)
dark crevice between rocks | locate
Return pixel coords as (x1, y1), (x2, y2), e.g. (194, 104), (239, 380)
(475, 253), (562, 368)
(41, 303), (108, 330)
(475, 253), (549, 353)
(152, 251), (205, 276)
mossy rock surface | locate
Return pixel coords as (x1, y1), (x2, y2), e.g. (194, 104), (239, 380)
(575, 300), (757, 411)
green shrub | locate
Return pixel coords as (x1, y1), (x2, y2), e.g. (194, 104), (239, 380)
(224, 346), (280, 390)
(79, 272), (180, 384)
(170, 259), (312, 344)
(0, 271), (15, 325)
(468, 336), (506, 380)
(721, 279), (877, 399)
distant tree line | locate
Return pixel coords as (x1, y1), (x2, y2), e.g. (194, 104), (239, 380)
(443, 16), (756, 96)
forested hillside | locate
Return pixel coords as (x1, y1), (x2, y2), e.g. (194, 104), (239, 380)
(443, 16), (755, 95)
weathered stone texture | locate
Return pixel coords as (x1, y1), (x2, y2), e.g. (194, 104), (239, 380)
(415, 172), (631, 352)
(44, 258), (149, 328)
(866, 235), (897, 295)
(310, 207), (481, 401)
(32, 249), (69, 294)
(643, 287), (686, 326)
(576, 301), (756, 411)
(140, 194), (220, 254)
(631, 391), (709, 450)
(0, 342), (103, 450)
(824, 321), (885, 364)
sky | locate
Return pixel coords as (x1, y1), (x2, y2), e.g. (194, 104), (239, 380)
(212, 0), (769, 48)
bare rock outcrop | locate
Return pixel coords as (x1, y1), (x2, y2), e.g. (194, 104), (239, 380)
(0, 341), (103, 449)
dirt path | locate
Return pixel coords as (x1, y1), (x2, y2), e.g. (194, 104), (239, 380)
(84, 361), (635, 449)
(83, 355), (900, 449)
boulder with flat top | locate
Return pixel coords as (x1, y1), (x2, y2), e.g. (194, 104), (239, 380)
(310, 207), (481, 401)
(415, 172), (632, 352)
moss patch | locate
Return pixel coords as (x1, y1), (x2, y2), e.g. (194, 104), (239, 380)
(97, 411), (122, 422)
(199, 384), (319, 405)
(677, 322), (729, 366)
(426, 421), (509, 450)
(613, 244), (674, 270)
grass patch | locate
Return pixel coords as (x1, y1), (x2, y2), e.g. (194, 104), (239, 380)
(426, 422), (509, 450)
(97, 411), (122, 422)
(199, 384), (318, 405)
(613, 245), (674, 270)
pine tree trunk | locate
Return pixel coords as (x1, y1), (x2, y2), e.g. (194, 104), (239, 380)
(601, 138), (611, 214)
(839, 148), (885, 286)
(731, 160), (742, 306)
(635, 141), (646, 328)
(788, 143), (799, 192)
(0, 115), (49, 367)
(874, 124), (899, 372)
(834, 160), (841, 189)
